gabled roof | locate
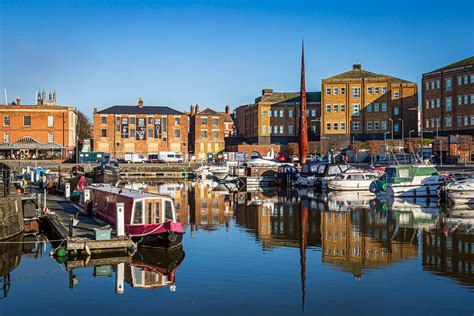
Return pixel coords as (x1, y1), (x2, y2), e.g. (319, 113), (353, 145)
(96, 105), (183, 115)
(222, 113), (234, 123)
(425, 56), (474, 74)
(323, 65), (412, 84)
(196, 108), (221, 116)
(256, 91), (321, 104)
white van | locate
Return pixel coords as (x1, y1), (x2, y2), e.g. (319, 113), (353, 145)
(157, 152), (184, 163)
(124, 153), (148, 163)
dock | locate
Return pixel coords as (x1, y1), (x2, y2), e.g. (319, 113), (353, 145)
(42, 193), (132, 254)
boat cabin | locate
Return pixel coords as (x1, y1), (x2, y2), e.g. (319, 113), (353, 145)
(300, 162), (350, 178)
(333, 171), (378, 181)
(382, 165), (439, 184)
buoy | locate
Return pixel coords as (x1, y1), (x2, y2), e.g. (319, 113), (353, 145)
(56, 247), (67, 257)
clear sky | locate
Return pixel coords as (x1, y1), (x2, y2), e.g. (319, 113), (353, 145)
(1, 0), (473, 116)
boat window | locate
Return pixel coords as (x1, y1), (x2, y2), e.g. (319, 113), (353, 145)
(147, 202), (152, 224)
(385, 168), (396, 183)
(317, 165), (326, 174)
(339, 165), (349, 172)
(334, 174), (345, 180)
(164, 200), (174, 221)
(328, 165), (341, 176)
(133, 201), (144, 225)
(365, 174), (377, 180)
(155, 202), (161, 223)
(301, 164), (309, 174)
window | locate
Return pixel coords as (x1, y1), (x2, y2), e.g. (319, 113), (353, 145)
(465, 116), (469, 126)
(341, 88), (345, 95)
(213, 117), (218, 125)
(341, 122), (345, 130)
(306, 110), (309, 116)
(457, 116), (462, 127)
(333, 87), (338, 95)
(436, 80), (440, 88)
(148, 117), (153, 125)
(352, 121), (360, 131)
(374, 121), (379, 130)
(352, 104), (360, 116)
(262, 110), (267, 117)
(341, 104), (345, 112)
(375, 87), (380, 94)
(269, 110), (272, 117)
(425, 100), (429, 109)
(446, 117), (452, 127)
(367, 103), (372, 112)
(457, 76), (462, 85)
(311, 109), (316, 116)
(394, 91), (399, 99)
(446, 97), (452, 111)
(175, 117), (181, 125)
(367, 87), (372, 94)
(425, 82), (429, 90)
(130, 129), (135, 138)
(101, 128), (107, 137)
(471, 94), (474, 104)
(446, 78), (452, 91)
(130, 116), (135, 124)
(352, 87), (360, 98)
(3, 132), (9, 143)
(202, 130), (207, 138)
(458, 95), (462, 105)
(288, 110), (293, 117)
(326, 88), (331, 95)
(133, 201), (144, 224)
(464, 94), (469, 105)
(175, 129), (181, 138)
(471, 115), (474, 126)
(471, 74), (474, 83)
(381, 121), (387, 130)
(382, 87), (386, 94)
(430, 81), (434, 89)
(48, 116), (54, 127)
(213, 131), (218, 139)
(326, 104), (331, 113)
(431, 99), (435, 108)
(23, 116), (31, 126)
(116, 117), (121, 132)
(3, 116), (9, 126)
(333, 105), (338, 113)
(366, 121), (372, 130)
(201, 117), (207, 125)
(214, 143), (219, 152)
(148, 129), (153, 138)
(279, 110), (283, 117)
(464, 75), (468, 84)
(374, 102), (380, 112)
(394, 123), (399, 133)
(326, 123), (331, 130)
(288, 125), (294, 134)
(436, 118), (440, 128)
(101, 116), (106, 124)
(48, 132), (54, 143)
(381, 102), (387, 112)
(333, 123), (338, 130)
(436, 99), (440, 108)
(273, 125), (278, 133)
(425, 119), (430, 128)
(279, 125), (283, 133)
(394, 107), (399, 116)
(162, 117), (167, 132)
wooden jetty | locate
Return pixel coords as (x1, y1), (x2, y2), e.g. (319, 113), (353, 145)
(42, 193), (132, 254)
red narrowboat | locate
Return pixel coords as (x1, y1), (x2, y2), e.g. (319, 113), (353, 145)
(87, 185), (184, 249)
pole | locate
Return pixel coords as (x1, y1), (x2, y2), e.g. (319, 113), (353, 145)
(401, 119), (404, 152)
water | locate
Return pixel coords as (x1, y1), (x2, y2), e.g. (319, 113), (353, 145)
(1, 181), (473, 315)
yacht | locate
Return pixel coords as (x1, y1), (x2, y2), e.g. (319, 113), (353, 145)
(295, 162), (350, 188)
(445, 178), (474, 204)
(328, 169), (378, 192)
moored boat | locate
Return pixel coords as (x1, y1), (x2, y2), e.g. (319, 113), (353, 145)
(86, 185), (184, 249)
(295, 162), (350, 188)
(445, 178), (474, 204)
(328, 169), (378, 192)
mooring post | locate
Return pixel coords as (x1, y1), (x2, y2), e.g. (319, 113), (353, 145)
(116, 202), (125, 238)
(43, 187), (47, 213)
(116, 262), (125, 294)
(69, 215), (74, 237)
(65, 183), (71, 201)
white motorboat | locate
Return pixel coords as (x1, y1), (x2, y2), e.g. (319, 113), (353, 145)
(328, 169), (378, 192)
(295, 162), (350, 188)
(369, 164), (444, 197)
(246, 148), (279, 167)
(446, 178), (474, 203)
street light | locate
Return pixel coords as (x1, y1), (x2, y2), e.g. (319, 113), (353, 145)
(384, 131), (390, 155)
(400, 119), (404, 149)
(388, 118), (394, 141)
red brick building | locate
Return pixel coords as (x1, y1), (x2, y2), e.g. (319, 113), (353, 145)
(93, 98), (189, 159)
(0, 91), (77, 159)
(422, 56), (474, 136)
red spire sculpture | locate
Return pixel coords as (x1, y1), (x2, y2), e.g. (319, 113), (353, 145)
(299, 40), (308, 164)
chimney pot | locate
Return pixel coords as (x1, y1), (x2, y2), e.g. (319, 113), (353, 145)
(353, 63), (361, 70)
(16, 97), (21, 106)
(195, 104), (199, 114)
(225, 105), (231, 115)
(93, 107), (97, 113)
(138, 97), (144, 108)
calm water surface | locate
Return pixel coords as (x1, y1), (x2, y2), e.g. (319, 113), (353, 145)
(0, 181), (473, 315)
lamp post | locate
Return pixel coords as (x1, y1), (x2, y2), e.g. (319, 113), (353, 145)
(352, 134), (358, 163)
(388, 118), (394, 141)
(384, 131), (390, 155)
(400, 119), (404, 151)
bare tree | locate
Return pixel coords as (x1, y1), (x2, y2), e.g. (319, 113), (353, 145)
(76, 110), (93, 141)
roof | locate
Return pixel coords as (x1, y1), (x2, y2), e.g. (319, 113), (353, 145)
(89, 185), (171, 200)
(256, 91), (321, 104)
(425, 56), (474, 74)
(222, 112), (234, 123)
(0, 136), (66, 150)
(96, 105), (183, 115)
(323, 65), (412, 84)
(196, 108), (221, 116)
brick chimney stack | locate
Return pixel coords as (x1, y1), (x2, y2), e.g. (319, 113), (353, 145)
(353, 63), (361, 70)
(195, 104), (199, 114)
(16, 97), (20, 106)
(93, 107), (97, 113)
(138, 97), (144, 108)
(225, 105), (231, 115)
(190, 104), (195, 115)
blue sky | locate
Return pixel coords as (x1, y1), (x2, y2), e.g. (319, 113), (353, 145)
(1, 0), (473, 116)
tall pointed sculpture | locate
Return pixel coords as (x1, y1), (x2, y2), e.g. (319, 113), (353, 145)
(299, 41), (308, 164)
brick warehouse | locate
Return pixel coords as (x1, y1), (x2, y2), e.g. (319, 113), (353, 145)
(322, 64), (418, 143)
(234, 89), (321, 145)
(0, 91), (77, 159)
(422, 56), (474, 136)
(93, 98), (189, 159)
(189, 105), (226, 160)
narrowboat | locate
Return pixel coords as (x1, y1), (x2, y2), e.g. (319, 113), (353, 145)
(294, 162), (350, 188)
(86, 185), (184, 249)
(86, 161), (120, 183)
(369, 164), (444, 197)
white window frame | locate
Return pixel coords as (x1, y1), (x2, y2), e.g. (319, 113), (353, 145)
(3, 116), (9, 126)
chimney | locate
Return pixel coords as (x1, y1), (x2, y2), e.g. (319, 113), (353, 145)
(138, 97), (144, 108)
(195, 104), (199, 114)
(93, 107), (97, 113)
(262, 88), (273, 96)
(225, 105), (231, 115)
(353, 63), (362, 70)
(190, 104), (195, 115)
(16, 97), (21, 106)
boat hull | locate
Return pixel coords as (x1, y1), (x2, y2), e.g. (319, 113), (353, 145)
(328, 180), (373, 191)
(377, 183), (442, 197)
(135, 232), (184, 249)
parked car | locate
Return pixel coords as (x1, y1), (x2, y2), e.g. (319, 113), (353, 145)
(124, 153), (148, 163)
(157, 152), (184, 163)
(148, 153), (159, 163)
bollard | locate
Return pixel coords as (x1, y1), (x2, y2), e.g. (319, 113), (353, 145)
(65, 183), (71, 201)
(116, 262), (125, 294)
(84, 189), (91, 203)
(116, 202), (125, 238)
(69, 215), (74, 237)
(30, 170), (34, 182)
(43, 188), (47, 213)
